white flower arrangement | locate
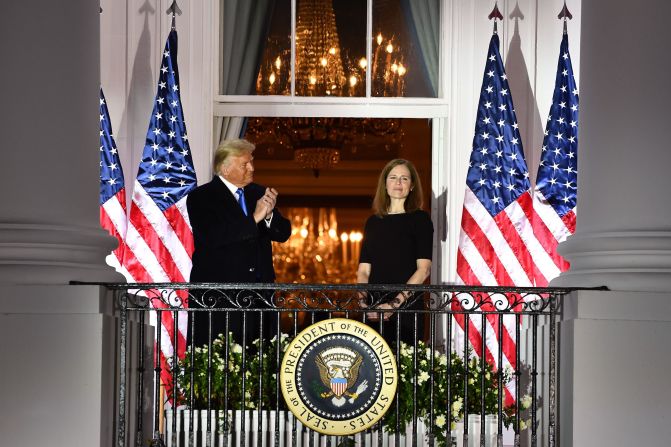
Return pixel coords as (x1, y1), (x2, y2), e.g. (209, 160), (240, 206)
(383, 340), (532, 446)
(174, 334), (532, 446)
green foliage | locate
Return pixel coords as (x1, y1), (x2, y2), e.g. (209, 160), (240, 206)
(246, 334), (292, 410)
(174, 332), (291, 410)
(383, 341), (527, 446)
(174, 334), (530, 447)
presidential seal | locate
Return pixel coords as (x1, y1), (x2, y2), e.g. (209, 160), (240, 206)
(280, 318), (398, 435)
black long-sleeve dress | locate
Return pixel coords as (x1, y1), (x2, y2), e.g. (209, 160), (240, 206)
(359, 209), (434, 346)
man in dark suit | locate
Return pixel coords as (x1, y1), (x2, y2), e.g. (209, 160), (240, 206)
(187, 139), (291, 347)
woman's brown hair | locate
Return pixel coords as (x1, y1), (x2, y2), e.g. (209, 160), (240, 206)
(372, 158), (424, 216)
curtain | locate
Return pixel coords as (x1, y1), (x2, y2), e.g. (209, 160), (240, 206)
(215, 0), (275, 154)
(401, 0), (440, 96)
(214, 116), (245, 145)
(220, 0), (275, 95)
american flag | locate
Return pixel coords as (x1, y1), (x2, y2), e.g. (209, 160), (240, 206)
(532, 33), (578, 285)
(99, 88), (129, 276)
(123, 29), (198, 399)
(453, 34), (558, 403)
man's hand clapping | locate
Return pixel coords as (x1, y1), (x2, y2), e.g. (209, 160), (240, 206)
(253, 187), (278, 223)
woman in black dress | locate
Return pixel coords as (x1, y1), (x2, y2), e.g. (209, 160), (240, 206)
(357, 159), (433, 346)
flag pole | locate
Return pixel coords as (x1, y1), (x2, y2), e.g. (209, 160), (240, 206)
(166, 0), (181, 30)
(127, 0), (197, 417)
(158, 384), (166, 439)
(488, 1), (503, 34)
(558, 1), (573, 35)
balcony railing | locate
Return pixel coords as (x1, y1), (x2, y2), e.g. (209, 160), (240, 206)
(97, 282), (577, 447)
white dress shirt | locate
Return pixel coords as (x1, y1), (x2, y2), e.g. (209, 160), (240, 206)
(217, 175), (273, 227)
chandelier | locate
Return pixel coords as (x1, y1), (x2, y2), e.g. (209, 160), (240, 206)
(294, 0), (347, 97)
(256, 0), (408, 97)
(246, 116), (402, 176)
(272, 207), (363, 284)
(272, 207), (364, 329)
(248, 0), (407, 175)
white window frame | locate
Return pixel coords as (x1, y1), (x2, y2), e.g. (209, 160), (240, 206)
(213, 0), (449, 117)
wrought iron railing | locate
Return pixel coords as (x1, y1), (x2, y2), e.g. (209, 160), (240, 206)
(96, 282), (577, 447)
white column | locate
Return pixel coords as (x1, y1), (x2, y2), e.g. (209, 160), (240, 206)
(0, 3), (131, 447)
(0, 1), (122, 285)
(554, 2), (671, 445)
(551, 0), (671, 292)
(559, 290), (671, 445)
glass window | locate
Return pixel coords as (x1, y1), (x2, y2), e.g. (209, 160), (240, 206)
(220, 0), (290, 95)
(255, 0), (292, 95)
(372, 0), (439, 97)
(292, 0), (367, 97)
(221, 0), (440, 97)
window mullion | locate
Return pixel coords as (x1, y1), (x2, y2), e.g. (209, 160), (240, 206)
(366, 0), (372, 98)
(291, 0), (296, 97)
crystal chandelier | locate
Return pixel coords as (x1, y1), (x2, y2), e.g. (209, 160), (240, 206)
(255, 1), (408, 97)
(293, 147), (341, 173)
(246, 116), (402, 176)
(272, 207), (363, 284)
(272, 207), (364, 329)
(294, 0), (347, 97)
(249, 0), (407, 176)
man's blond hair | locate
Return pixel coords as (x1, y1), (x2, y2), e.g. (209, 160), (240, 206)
(213, 139), (255, 173)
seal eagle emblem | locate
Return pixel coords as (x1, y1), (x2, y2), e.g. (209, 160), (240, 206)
(316, 346), (369, 407)
(280, 318), (398, 435)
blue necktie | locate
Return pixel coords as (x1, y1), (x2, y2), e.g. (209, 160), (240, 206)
(236, 188), (248, 216)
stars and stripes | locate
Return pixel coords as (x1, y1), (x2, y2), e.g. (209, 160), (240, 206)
(532, 33), (579, 285)
(454, 33), (553, 404)
(99, 88), (129, 276)
(123, 29), (197, 399)
(331, 378), (348, 398)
